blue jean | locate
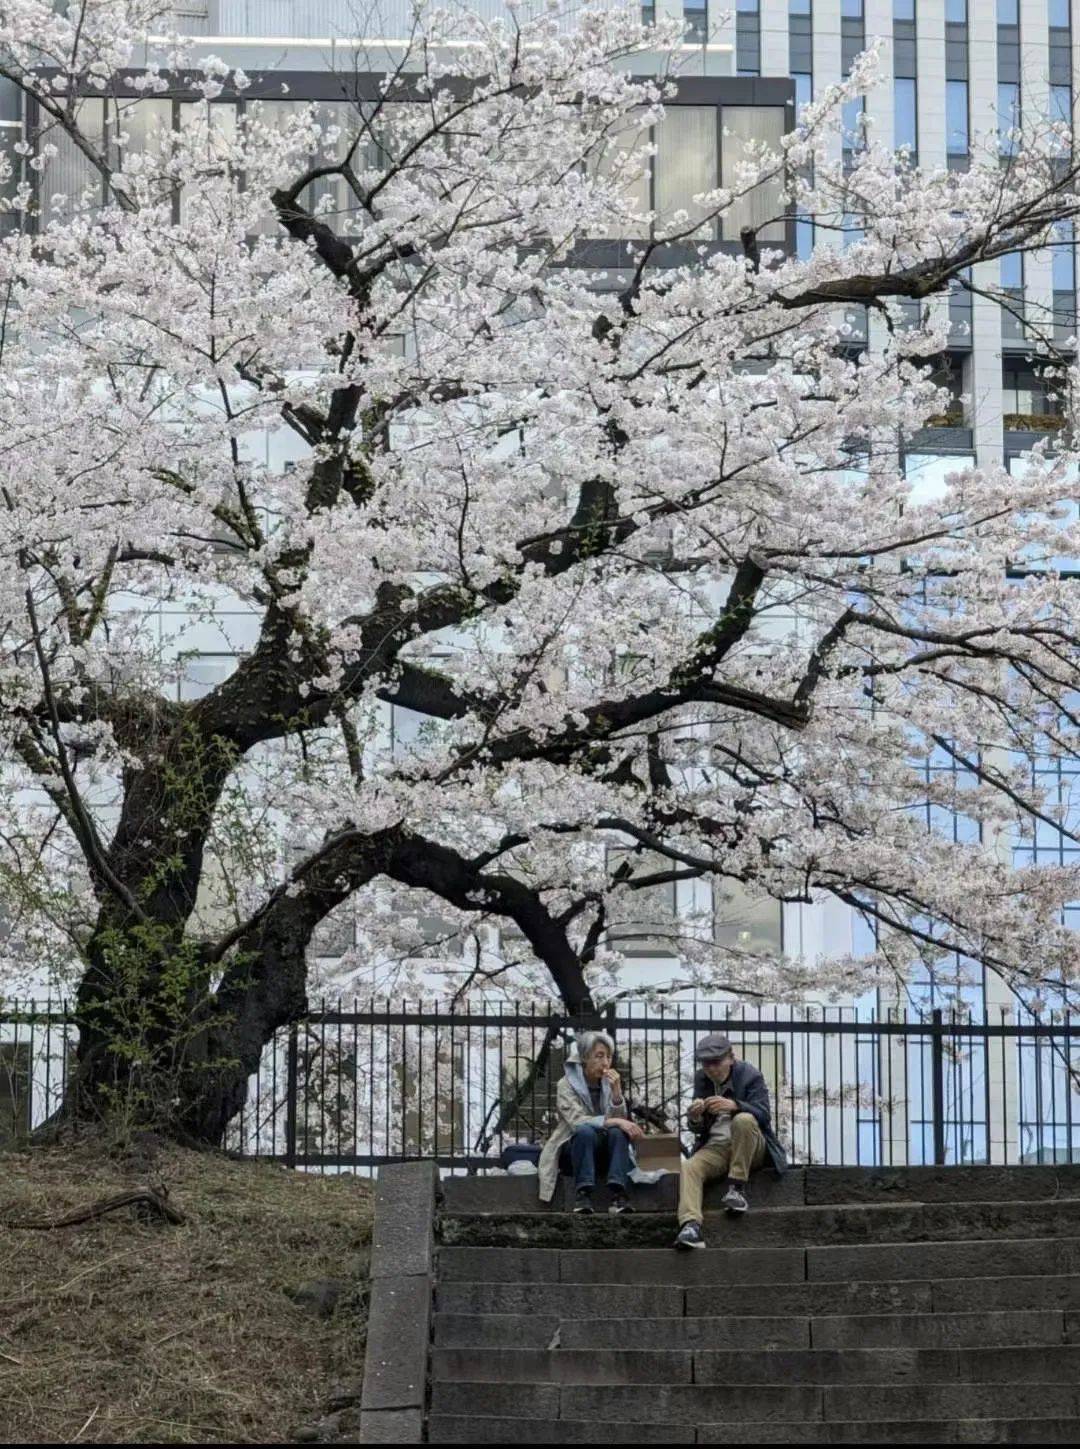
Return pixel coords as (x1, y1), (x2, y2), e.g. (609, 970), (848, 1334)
(559, 1122), (632, 1191)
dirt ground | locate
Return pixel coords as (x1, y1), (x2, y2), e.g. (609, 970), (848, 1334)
(0, 1140), (373, 1444)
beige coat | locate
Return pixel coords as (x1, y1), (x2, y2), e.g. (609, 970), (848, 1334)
(537, 1073), (621, 1203)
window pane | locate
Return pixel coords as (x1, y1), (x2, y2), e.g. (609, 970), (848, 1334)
(794, 72), (813, 113)
(606, 848), (679, 957)
(1003, 365), (1064, 421)
(40, 99), (105, 223)
(655, 105), (717, 239)
(796, 215), (813, 259)
(947, 81), (969, 154)
(684, 1), (707, 41)
(590, 111), (651, 239)
(842, 96), (865, 148)
(310, 101), (365, 230)
(1000, 250), (1023, 289)
(714, 880), (782, 954)
(721, 105), (786, 243)
(789, 0), (812, 12)
(245, 99), (310, 235)
(894, 0), (915, 16)
(1052, 84), (1072, 127)
(997, 0), (1018, 21)
(179, 101), (238, 153)
(178, 101), (238, 224)
(905, 453), (975, 505)
(945, 0), (967, 18)
(1050, 0), (1071, 26)
(1053, 225), (1075, 291)
(998, 81), (1020, 153)
(178, 654), (237, 702)
(107, 96), (173, 163)
(895, 77), (917, 153)
(249, 98), (363, 236)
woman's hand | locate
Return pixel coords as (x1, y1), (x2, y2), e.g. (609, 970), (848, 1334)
(609, 1117), (644, 1141)
(602, 1066), (622, 1095)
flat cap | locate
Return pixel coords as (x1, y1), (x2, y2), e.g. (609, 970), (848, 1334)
(694, 1033), (733, 1061)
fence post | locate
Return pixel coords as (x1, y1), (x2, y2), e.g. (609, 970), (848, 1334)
(931, 1008), (946, 1166)
(285, 1023), (299, 1170)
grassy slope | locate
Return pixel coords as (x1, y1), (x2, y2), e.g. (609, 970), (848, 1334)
(0, 1143), (373, 1444)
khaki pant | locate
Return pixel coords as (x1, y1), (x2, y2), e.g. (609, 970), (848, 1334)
(677, 1112), (767, 1226)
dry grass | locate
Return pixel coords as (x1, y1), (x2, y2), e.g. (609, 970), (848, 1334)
(0, 1141), (373, 1444)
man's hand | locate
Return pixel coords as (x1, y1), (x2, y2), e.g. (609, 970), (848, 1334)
(703, 1095), (738, 1114)
(687, 1098), (706, 1118)
(609, 1117), (644, 1141)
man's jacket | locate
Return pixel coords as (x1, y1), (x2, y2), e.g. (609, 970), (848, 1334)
(689, 1058), (788, 1175)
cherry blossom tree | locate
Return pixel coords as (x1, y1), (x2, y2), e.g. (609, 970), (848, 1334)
(2, 0), (1080, 1142)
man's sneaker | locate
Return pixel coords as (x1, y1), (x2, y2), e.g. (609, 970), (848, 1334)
(573, 1188), (594, 1214)
(722, 1181), (749, 1214)
(674, 1221), (706, 1250)
(608, 1189), (634, 1215)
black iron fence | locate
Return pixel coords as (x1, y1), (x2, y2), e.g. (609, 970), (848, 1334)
(5, 995), (1078, 1171)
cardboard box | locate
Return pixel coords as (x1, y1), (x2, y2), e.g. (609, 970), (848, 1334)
(634, 1133), (684, 1175)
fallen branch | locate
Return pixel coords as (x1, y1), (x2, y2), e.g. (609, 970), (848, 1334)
(1, 1188), (185, 1230)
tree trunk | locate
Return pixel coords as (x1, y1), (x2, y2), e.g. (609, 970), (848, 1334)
(58, 803), (598, 1145)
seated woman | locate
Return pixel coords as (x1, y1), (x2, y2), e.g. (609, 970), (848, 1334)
(537, 1030), (643, 1214)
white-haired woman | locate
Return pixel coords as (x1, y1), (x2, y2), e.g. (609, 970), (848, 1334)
(537, 1030), (644, 1213)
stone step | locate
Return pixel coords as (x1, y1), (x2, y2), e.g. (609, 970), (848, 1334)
(809, 1308), (1076, 1350)
(431, 1346), (694, 1385)
(427, 1380), (819, 1423)
(428, 1418), (694, 1444)
(430, 1381), (1080, 1424)
(432, 1311), (808, 1350)
(440, 1165), (1080, 1215)
(437, 1244), (807, 1285)
(802, 1165), (1080, 1206)
(436, 1279), (687, 1317)
(428, 1415), (1080, 1444)
(437, 1276), (936, 1316)
(932, 1275), (1080, 1312)
(437, 1267), (1080, 1318)
(438, 1236), (1080, 1286)
(438, 1198), (1080, 1250)
(567, 1383), (1080, 1424)
(429, 1344), (1080, 1386)
(697, 1422), (1080, 1444)
(432, 1307), (1076, 1351)
(440, 1171), (804, 1215)
(808, 1237), (1080, 1283)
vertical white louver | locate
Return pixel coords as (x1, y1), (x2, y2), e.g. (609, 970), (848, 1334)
(213, 0), (625, 40)
(171, 2), (211, 35)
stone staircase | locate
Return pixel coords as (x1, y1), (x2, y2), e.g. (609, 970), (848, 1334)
(426, 1167), (1080, 1444)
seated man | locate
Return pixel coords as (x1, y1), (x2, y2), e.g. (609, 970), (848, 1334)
(673, 1032), (787, 1250)
(537, 1029), (643, 1214)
